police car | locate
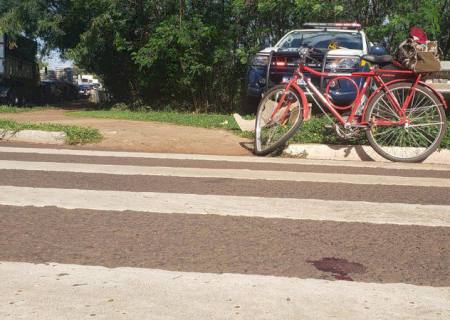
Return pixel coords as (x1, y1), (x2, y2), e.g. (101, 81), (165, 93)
(246, 22), (387, 112)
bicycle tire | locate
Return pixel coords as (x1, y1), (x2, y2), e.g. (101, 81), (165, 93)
(365, 81), (447, 163)
(254, 85), (303, 156)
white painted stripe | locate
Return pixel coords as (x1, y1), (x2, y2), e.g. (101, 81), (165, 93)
(0, 146), (449, 171)
(0, 186), (449, 227)
(0, 160), (448, 188)
(1, 261), (449, 320)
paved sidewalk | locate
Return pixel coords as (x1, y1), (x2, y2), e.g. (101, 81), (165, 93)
(0, 109), (251, 155)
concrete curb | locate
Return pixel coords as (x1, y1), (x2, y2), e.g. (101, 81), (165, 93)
(284, 143), (450, 165)
(0, 129), (67, 145)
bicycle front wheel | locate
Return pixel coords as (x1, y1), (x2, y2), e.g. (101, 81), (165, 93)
(254, 85), (303, 156)
(365, 82), (447, 162)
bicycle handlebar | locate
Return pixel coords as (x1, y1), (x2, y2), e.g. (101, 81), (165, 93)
(298, 47), (322, 64)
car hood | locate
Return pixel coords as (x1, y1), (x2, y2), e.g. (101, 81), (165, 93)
(258, 47), (364, 57)
(259, 47), (277, 54)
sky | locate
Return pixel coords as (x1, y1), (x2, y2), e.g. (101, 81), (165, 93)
(36, 39), (73, 69)
(45, 50), (73, 69)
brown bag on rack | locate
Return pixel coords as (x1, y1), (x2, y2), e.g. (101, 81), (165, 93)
(396, 27), (442, 73)
(415, 51), (441, 73)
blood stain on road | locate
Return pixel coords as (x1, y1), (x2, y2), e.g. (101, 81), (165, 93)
(307, 257), (366, 281)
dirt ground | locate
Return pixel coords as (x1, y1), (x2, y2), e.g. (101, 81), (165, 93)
(0, 109), (251, 155)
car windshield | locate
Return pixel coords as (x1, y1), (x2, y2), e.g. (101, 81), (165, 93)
(278, 31), (363, 50)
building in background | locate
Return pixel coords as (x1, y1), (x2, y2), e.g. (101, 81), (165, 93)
(56, 67), (74, 83)
(41, 67), (75, 83)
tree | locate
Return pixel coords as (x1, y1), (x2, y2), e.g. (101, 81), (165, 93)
(1, 0), (449, 112)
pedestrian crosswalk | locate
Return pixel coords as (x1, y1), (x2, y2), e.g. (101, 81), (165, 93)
(1, 159), (449, 187)
(0, 145), (449, 319)
(1, 186), (449, 226)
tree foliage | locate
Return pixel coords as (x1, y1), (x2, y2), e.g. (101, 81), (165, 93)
(1, 0), (449, 112)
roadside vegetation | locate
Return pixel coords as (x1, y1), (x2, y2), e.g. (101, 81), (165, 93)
(0, 105), (51, 113)
(1, 1), (449, 113)
(68, 109), (242, 131)
(2, 100), (449, 148)
(67, 107), (450, 149)
(0, 119), (102, 145)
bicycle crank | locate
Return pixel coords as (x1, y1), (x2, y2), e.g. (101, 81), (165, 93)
(334, 124), (360, 139)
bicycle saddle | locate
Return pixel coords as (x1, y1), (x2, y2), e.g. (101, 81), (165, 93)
(361, 54), (393, 64)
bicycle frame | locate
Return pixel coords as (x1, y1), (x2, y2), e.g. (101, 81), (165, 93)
(271, 61), (448, 127)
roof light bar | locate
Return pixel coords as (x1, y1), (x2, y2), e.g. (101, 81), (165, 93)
(303, 22), (362, 30)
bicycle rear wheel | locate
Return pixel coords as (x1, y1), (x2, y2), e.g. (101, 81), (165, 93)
(254, 85), (303, 156)
(365, 82), (447, 162)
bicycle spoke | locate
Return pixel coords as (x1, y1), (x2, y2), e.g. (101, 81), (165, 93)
(378, 96), (400, 120)
(407, 130), (422, 148)
(373, 104), (398, 123)
(410, 126), (434, 145)
(372, 127), (396, 138)
(402, 88), (406, 107)
(367, 84), (445, 161)
(267, 125), (282, 144)
(377, 127), (398, 146)
(409, 122), (444, 128)
(409, 104), (438, 122)
(413, 93), (428, 109)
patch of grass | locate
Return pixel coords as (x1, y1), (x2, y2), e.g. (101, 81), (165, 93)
(292, 116), (450, 149)
(67, 108), (450, 149)
(68, 109), (243, 131)
(0, 119), (103, 144)
(0, 105), (52, 113)
(290, 116), (366, 145)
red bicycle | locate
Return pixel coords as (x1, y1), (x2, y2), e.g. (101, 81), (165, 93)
(254, 48), (448, 162)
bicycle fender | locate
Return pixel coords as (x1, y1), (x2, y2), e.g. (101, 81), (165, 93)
(418, 81), (448, 109)
(290, 82), (311, 121)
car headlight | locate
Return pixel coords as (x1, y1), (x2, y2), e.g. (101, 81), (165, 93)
(252, 54), (269, 66)
(326, 57), (360, 71)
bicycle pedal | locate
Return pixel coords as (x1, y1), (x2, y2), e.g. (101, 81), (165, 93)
(325, 124), (334, 129)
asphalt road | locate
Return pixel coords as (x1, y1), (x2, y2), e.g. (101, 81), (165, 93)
(0, 142), (449, 319)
